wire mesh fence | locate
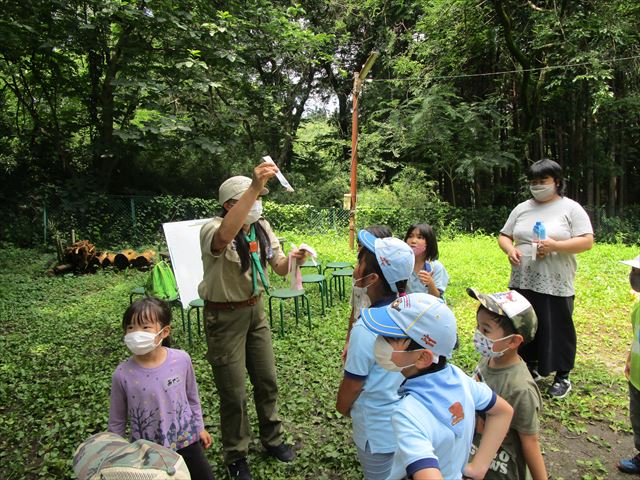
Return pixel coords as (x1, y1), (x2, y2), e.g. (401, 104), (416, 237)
(41, 195), (355, 248)
(3, 194), (638, 248)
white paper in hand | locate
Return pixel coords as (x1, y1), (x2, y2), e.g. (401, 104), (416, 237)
(262, 155), (294, 192)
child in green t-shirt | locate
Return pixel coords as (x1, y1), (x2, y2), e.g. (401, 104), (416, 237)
(618, 255), (640, 474)
(467, 288), (548, 480)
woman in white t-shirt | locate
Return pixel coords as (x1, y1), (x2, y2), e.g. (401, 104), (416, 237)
(498, 159), (594, 399)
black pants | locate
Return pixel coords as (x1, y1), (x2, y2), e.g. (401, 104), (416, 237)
(516, 288), (575, 378)
(177, 441), (215, 480)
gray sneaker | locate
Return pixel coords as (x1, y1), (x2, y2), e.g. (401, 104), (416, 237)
(548, 378), (571, 398)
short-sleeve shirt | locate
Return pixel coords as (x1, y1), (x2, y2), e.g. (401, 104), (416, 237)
(500, 197), (593, 296)
(344, 297), (404, 454)
(407, 260), (449, 295)
(387, 364), (496, 480)
(198, 217), (284, 302)
(108, 348), (205, 451)
(630, 301), (640, 390)
(470, 358), (543, 480)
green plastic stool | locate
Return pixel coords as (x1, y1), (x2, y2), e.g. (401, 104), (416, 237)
(329, 268), (354, 303)
(186, 298), (204, 346)
(268, 288), (311, 336)
(323, 261), (352, 275)
(299, 259), (321, 274)
(301, 273), (328, 314)
(129, 286), (146, 304)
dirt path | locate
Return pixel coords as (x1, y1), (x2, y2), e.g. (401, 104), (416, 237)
(543, 417), (633, 479)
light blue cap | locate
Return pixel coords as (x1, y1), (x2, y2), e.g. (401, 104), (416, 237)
(357, 230), (414, 293)
(361, 293), (457, 358)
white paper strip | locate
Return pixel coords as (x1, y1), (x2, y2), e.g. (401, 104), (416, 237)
(262, 155), (294, 192)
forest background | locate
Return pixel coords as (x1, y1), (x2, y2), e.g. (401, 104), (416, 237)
(1, 0), (639, 246)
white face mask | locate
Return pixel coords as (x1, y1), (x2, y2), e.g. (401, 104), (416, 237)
(245, 200), (263, 225)
(373, 335), (420, 372)
(350, 273), (375, 316)
(530, 184), (556, 202)
(124, 329), (164, 356)
(473, 329), (513, 359)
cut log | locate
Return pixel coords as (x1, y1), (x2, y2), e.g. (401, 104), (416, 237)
(64, 240), (96, 273)
(102, 252), (117, 268)
(114, 249), (137, 270)
(54, 263), (74, 275)
(95, 251), (108, 267)
(133, 250), (155, 270)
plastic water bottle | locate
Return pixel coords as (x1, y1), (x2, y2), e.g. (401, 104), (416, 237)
(532, 220), (546, 260)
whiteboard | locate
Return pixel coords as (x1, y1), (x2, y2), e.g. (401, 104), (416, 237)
(162, 218), (212, 309)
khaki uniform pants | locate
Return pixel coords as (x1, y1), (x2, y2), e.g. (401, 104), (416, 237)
(204, 299), (283, 464)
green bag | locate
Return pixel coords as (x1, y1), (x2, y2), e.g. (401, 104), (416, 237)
(145, 260), (179, 300)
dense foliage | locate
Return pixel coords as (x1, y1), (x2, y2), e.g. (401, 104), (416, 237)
(0, 236), (635, 479)
(1, 0), (638, 224)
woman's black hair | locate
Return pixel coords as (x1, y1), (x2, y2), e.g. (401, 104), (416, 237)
(123, 297), (172, 347)
(404, 223), (439, 261)
(220, 203), (270, 274)
(527, 158), (565, 196)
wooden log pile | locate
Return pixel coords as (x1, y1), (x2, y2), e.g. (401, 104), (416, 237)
(53, 239), (155, 275)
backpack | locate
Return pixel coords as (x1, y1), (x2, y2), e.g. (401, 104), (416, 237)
(73, 432), (191, 480)
(145, 260), (179, 300)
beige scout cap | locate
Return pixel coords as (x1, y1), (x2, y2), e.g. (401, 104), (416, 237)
(219, 176), (269, 204)
(467, 288), (538, 344)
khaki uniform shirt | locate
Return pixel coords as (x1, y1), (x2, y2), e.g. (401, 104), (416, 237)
(198, 217), (284, 302)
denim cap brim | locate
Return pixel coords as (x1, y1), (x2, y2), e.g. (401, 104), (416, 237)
(621, 255), (640, 269)
(361, 293), (457, 358)
(219, 176), (269, 204)
(467, 287), (538, 344)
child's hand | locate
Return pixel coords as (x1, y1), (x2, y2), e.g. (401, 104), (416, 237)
(462, 461), (487, 479)
(417, 270), (433, 286)
(341, 342), (349, 365)
(199, 430), (212, 449)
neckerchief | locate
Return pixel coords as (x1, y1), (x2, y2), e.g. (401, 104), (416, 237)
(245, 224), (269, 296)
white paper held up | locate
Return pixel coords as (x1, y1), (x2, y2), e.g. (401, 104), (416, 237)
(262, 155), (294, 192)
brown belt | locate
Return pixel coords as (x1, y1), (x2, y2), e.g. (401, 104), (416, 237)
(205, 295), (262, 311)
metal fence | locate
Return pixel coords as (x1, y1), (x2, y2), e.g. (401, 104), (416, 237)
(3, 194), (638, 248)
(40, 195), (354, 248)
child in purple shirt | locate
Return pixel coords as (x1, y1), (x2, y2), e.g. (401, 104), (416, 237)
(108, 297), (215, 479)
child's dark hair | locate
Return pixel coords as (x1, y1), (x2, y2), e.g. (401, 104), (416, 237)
(123, 297), (172, 347)
(404, 223), (439, 261)
(357, 225), (408, 296)
(527, 158), (565, 196)
(220, 204), (270, 274)
(477, 305), (516, 337)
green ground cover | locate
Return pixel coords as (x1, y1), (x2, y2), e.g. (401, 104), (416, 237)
(0, 234), (636, 479)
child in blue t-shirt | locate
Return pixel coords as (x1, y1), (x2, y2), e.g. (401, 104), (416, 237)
(404, 223), (449, 298)
(336, 229), (414, 480)
(361, 293), (513, 480)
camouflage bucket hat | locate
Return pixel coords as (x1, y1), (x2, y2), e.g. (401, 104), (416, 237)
(73, 432), (191, 480)
(467, 288), (538, 344)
